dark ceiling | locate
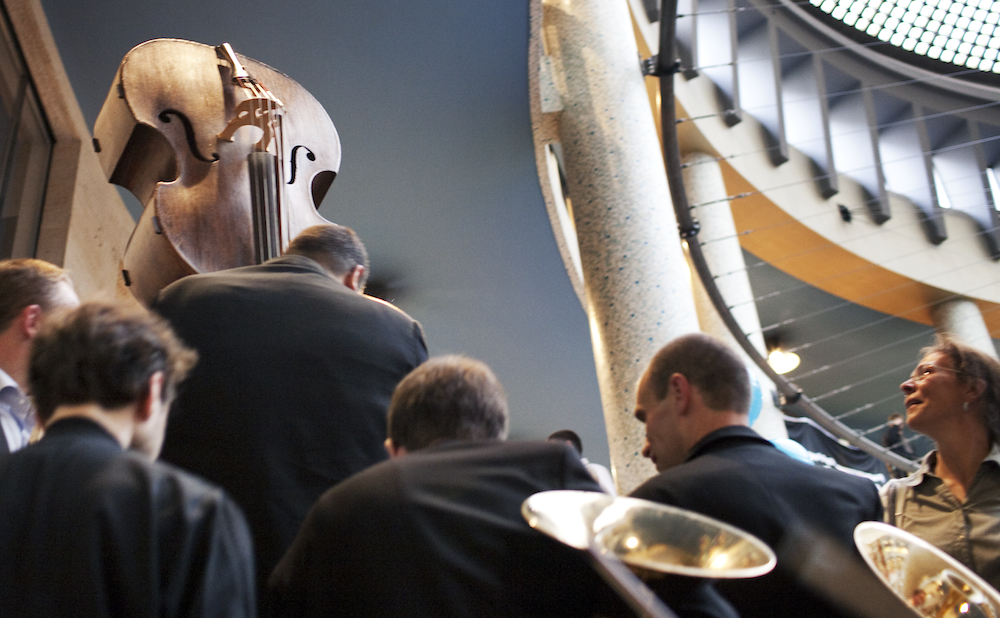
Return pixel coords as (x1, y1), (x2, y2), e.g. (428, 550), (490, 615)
(746, 251), (938, 456)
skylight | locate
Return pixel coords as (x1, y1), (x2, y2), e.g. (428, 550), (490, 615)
(810, 0), (1000, 73)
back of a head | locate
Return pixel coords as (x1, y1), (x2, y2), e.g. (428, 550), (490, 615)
(547, 429), (583, 454)
(285, 224), (370, 287)
(388, 355), (509, 452)
(29, 303), (198, 422)
(923, 335), (1000, 442)
(0, 259), (73, 332)
(647, 333), (751, 413)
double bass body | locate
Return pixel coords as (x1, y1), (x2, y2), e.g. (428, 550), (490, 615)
(93, 38), (340, 305)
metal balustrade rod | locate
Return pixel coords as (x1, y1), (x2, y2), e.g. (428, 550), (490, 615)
(653, 0), (921, 473)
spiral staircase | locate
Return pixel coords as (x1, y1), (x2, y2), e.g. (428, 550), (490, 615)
(539, 0), (1000, 471)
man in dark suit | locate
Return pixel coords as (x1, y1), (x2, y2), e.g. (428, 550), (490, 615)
(153, 224), (428, 603)
(630, 333), (883, 618)
(0, 303), (255, 617)
(269, 355), (631, 618)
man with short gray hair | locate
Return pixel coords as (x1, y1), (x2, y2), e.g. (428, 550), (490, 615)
(270, 355), (630, 618)
(0, 258), (79, 453)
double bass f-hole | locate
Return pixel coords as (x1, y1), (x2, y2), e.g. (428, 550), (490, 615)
(159, 109), (219, 163)
(288, 146), (316, 185)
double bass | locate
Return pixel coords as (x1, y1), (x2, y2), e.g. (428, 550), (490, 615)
(93, 38), (339, 305)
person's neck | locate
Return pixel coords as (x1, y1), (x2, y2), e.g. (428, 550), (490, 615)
(0, 336), (29, 389)
(46, 404), (134, 450)
(933, 428), (992, 501)
(687, 410), (750, 452)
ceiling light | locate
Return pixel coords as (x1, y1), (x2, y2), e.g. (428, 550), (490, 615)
(768, 349), (801, 374)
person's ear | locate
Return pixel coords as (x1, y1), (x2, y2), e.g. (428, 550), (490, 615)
(19, 305), (43, 339)
(671, 373), (693, 416)
(342, 265), (365, 292)
(384, 438), (407, 458)
(967, 377), (988, 409)
(136, 372), (165, 422)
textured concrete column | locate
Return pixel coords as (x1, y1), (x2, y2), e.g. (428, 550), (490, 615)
(544, 0), (700, 493)
(931, 298), (999, 359)
(682, 152), (787, 439)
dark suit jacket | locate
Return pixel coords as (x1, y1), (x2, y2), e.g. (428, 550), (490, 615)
(153, 254), (428, 599)
(630, 426), (883, 618)
(0, 417), (255, 617)
(269, 440), (633, 618)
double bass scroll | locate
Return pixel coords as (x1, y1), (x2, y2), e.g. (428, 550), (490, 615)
(93, 38), (341, 305)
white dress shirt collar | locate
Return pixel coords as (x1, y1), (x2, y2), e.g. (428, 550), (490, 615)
(0, 366), (34, 452)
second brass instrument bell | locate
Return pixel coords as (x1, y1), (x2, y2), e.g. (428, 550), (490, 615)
(855, 521), (1000, 618)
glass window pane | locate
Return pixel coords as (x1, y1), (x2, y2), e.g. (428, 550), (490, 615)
(1, 90), (51, 258)
(0, 7), (53, 259)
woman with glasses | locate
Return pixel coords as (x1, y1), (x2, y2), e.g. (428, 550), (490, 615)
(882, 335), (1000, 590)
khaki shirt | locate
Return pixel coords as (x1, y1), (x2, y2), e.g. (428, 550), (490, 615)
(881, 445), (1000, 590)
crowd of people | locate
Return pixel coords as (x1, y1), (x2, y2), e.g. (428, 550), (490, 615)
(0, 223), (998, 617)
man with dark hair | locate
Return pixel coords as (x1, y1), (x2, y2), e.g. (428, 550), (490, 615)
(547, 429), (617, 494)
(269, 355), (630, 618)
(152, 223), (428, 603)
(881, 412), (913, 478)
(384, 355), (509, 455)
(0, 303), (255, 617)
(0, 258), (79, 453)
(631, 333), (882, 618)
(547, 428), (583, 453)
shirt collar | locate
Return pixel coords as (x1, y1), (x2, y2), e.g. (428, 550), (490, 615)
(262, 254), (331, 277)
(985, 442), (1000, 467)
(685, 425), (772, 462)
(41, 416), (123, 450)
(0, 367), (20, 393)
(898, 444), (1000, 488)
(900, 452), (936, 487)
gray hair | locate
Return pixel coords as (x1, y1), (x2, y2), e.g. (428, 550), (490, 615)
(286, 224), (369, 287)
(920, 335), (1000, 443)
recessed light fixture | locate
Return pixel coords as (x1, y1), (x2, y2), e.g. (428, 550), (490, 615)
(768, 349), (801, 374)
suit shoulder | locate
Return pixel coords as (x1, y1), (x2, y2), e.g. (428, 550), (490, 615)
(630, 472), (679, 501)
(363, 294), (415, 318)
(152, 269), (244, 310)
(810, 462), (880, 492)
(315, 459), (402, 512)
(427, 439), (580, 464)
(147, 458), (237, 505)
(628, 453), (756, 503)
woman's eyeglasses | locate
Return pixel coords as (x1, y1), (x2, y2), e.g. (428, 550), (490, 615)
(907, 363), (963, 384)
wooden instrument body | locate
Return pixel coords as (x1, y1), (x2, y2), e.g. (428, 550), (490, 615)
(93, 39), (340, 305)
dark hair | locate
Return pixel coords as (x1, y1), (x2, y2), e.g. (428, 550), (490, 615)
(0, 259), (74, 332)
(920, 335), (1000, 443)
(29, 303), (198, 422)
(388, 355), (509, 452)
(286, 224), (370, 288)
(645, 333), (750, 414)
(547, 429), (583, 454)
